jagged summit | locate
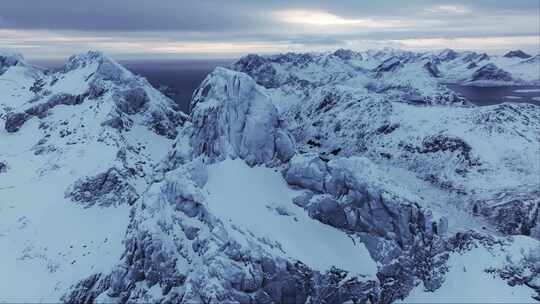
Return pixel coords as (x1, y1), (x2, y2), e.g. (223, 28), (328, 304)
(2, 50), (185, 137)
(64, 50), (109, 69)
(62, 50), (135, 83)
(232, 48), (539, 103)
(188, 67), (295, 166)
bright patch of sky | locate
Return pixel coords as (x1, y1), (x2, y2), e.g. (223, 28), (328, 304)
(0, 0), (538, 59)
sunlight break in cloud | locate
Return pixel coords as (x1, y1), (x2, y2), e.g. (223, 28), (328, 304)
(424, 5), (471, 14)
(274, 10), (405, 28)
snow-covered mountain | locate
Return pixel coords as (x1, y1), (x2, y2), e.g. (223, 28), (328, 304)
(0, 49), (539, 303)
(0, 51), (186, 301)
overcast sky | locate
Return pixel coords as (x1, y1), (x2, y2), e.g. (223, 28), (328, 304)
(1, 0), (539, 60)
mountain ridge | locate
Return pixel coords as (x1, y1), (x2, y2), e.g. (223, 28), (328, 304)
(1, 48), (539, 303)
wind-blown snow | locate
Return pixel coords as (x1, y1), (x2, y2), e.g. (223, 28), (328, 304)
(204, 158), (377, 277)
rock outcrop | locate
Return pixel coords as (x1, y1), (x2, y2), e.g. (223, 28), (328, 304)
(504, 50), (532, 59)
(284, 154), (450, 301)
(189, 67), (295, 166)
(470, 63), (513, 82)
(66, 167), (139, 208)
(63, 161), (380, 304)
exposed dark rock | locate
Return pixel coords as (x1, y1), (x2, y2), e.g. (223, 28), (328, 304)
(5, 93), (89, 132)
(26, 93), (88, 118)
(29, 78), (46, 94)
(332, 49), (357, 60)
(5, 112), (31, 133)
(438, 49), (459, 61)
(283, 155), (450, 302)
(63, 166), (380, 303)
(66, 168), (139, 208)
(376, 123), (399, 135)
(424, 61), (441, 77)
(462, 52), (489, 63)
(232, 54), (281, 88)
(316, 93), (339, 112)
(467, 62), (478, 69)
(504, 50), (532, 59)
(471, 63), (512, 82)
(474, 188), (540, 239)
(403, 135), (481, 173)
(114, 87), (149, 115)
(100, 113), (133, 132)
(375, 57), (402, 75)
(62, 273), (111, 304)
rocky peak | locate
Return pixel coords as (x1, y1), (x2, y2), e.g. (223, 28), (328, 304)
(64, 50), (108, 71)
(461, 51), (490, 63)
(0, 51), (25, 67)
(189, 67), (295, 166)
(375, 56), (402, 75)
(503, 50), (532, 59)
(332, 48), (359, 60)
(62, 50), (133, 84)
(438, 48), (459, 61)
(232, 54), (280, 88)
(471, 63), (513, 82)
(0, 52), (26, 75)
(3, 50), (184, 138)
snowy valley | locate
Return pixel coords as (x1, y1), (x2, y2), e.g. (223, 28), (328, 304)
(0, 48), (539, 303)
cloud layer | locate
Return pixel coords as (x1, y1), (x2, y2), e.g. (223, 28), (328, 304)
(1, 0), (538, 59)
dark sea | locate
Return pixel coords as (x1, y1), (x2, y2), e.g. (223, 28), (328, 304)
(446, 84), (540, 107)
(31, 59), (233, 113)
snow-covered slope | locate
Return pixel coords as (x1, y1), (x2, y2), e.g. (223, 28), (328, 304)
(232, 48), (539, 114)
(1, 48), (539, 303)
(228, 49), (540, 302)
(0, 51), (185, 302)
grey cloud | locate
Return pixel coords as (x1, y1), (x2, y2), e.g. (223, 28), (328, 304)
(0, 0), (538, 31)
(0, 0), (270, 31)
(1, 0), (538, 59)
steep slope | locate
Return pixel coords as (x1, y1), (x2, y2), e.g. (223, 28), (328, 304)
(189, 67), (295, 166)
(0, 51), (185, 302)
(230, 50), (540, 302)
(66, 59), (539, 303)
(62, 69), (381, 304)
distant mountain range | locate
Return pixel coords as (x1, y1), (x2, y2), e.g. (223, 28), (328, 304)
(0, 48), (539, 303)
